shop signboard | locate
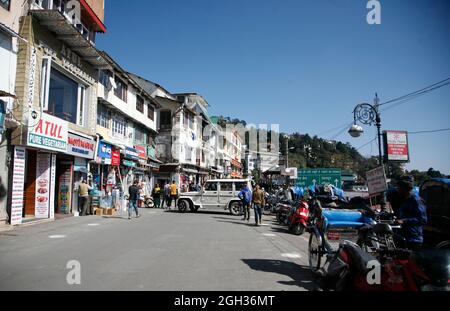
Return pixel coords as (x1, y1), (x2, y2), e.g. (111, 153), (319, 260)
(135, 145), (147, 160)
(58, 161), (73, 214)
(296, 168), (342, 188)
(125, 146), (139, 161)
(97, 141), (112, 164)
(383, 130), (410, 162)
(35, 153), (51, 219)
(11, 147), (26, 225)
(66, 132), (95, 159)
(28, 110), (68, 153)
(49, 154), (56, 219)
(122, 160), (136, 168)
(111, 149), (121, 166)
(367, 166), (388, 195)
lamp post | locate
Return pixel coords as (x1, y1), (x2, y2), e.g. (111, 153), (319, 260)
(348, 94), (383, 166)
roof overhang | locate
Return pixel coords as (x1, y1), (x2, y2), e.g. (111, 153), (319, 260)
(79, 0), (107, 33)
(29, 10), (109, 68)
(0, 22), (28, 42)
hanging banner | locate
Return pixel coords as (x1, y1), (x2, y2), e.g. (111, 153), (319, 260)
(135, 145), (147, 160)
(35, 153), (51, 219)
(58, 161), (73, 214)
(125, 146), (139, 160)
(111, 148), (121, 166)
(28, 110), (68, 153)
(49, 154), (56, 219)
(97, 141), (112, 164)
(367, 166), (388, 195)
(383, 130), (410, 162)
(10, 147), (26, 225)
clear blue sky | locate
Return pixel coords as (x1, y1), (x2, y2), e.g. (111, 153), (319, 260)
(97, 0), (450, 173)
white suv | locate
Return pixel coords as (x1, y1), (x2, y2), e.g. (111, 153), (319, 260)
(177, 179), (253, 215)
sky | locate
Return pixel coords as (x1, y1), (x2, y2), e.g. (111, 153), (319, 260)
(97, 0), (450, 173)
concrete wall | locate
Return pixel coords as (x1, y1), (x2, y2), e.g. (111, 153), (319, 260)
(85, 0), (105, 23)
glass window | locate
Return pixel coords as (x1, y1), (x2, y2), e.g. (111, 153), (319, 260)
(114, 77), (127, 102)
(134, 125), (146, 144)
(112, 115), (126, 137)
(136, 95), (144, 113)
(47, 68), (78, 124)
(160, 110), (172, 130)
(99, 70), (112, 87)
(97, 104), (110, 129)
(147, 104), (154, 120)
(220, 182), (233, 192)
(234, 182), (247, 191)
(204, 182), (218, 191)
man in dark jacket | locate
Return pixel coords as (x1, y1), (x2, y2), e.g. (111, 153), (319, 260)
(128, 180), (141, 220)
(238, 185), (252, 222)
(387, 176), (427, 249)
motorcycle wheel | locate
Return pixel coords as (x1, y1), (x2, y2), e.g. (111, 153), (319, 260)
(309, 232), (323, 272)
(290, 223), (305, 236)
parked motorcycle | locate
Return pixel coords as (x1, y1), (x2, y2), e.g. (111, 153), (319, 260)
(317, 223), (450, 291)
(287, 200), (310, 235)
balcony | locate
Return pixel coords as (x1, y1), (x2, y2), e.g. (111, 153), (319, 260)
(31, 0), (106, 45)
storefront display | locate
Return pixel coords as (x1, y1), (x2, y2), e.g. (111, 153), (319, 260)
(57, 161), (73, 214)
(35, 153), (51, 218)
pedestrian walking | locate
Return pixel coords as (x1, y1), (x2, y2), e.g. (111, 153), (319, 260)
(252, 185), (265, 226)
(78, 179), (93, 216)
(163, 182), (171, 209)
(238, 184), (252, 222)
(128, 180), (141, 220)
(168, 180), (178, 208)
(152, 183), (162, 208)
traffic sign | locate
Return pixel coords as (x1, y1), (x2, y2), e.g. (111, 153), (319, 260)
(296, 168), (342, 188)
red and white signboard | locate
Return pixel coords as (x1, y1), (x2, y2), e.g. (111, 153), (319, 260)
(384, 130), (409, 162)
(11, 147), (26, 225)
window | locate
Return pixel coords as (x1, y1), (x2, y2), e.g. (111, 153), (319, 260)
(160, 110), (172, 130)
(112, 114), (126, 137)
(97, 104), (110, 129)
(134, 125), (146, 144)
(114, 77), (127, 102)
(220, 182), (233, 192)
(204, 182), (218, 191)
(1, 1), (10, 12)
(189, 114), (194, 130)
(99, 70), (112, 88)
(234, 182), (247, 191)
(46, 67), (84, 125)
(147, 104), (154, 120)
(185, 147), (192, 162)
(136, 95), (144, 113)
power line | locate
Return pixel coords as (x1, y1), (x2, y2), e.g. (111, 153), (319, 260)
(409, 128), (450, 134)
(380, 77), (450, 107)
(356, 137), (377, 151)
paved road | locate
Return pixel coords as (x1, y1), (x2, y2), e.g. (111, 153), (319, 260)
(0, 208), (316, 291)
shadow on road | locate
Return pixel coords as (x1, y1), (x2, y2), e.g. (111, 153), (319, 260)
(242, 259), (318, 291)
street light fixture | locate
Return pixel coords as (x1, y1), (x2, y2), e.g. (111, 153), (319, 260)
(349, 94), (383, 165)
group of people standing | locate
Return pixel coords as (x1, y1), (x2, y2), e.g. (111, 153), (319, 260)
(238, 184), (266, 226)
(151, 181), (178, 209)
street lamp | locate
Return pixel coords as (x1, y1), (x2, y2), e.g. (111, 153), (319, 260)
(349, 94), (383, 165)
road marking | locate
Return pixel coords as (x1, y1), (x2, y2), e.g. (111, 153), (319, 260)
(281, 253), (302, 259)
(263, 233), (277, 237)
(49, 235), (66, 239)
(87, 223), (100, 227)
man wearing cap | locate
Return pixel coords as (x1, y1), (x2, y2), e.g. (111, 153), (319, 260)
(387, 176), (427, 249)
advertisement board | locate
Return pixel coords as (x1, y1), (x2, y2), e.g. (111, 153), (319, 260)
(35, 153), (51, 218)
(27, 110), (68, 153)
(66, 132), (95, 159)
(10, 147), (26, 225)
(383, 130), (409, 162)
(366, 166), (388, 195)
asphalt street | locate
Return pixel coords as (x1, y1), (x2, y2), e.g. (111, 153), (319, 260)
(0, 208), (316, 291)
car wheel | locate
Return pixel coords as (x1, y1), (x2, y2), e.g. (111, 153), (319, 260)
(229, 202), (243, 216)
(178, 199), (189, 213)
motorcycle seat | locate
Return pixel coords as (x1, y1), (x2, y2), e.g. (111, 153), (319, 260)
(341, 241), (379, 274)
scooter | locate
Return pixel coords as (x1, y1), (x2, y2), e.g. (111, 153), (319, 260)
(287, 200), (309, 235)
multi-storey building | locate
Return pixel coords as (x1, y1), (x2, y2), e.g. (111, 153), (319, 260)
(7, 0), (108, 225)
(94, 52), (159, 196)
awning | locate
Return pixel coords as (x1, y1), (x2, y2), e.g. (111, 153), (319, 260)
(29, 10), (109, 68)
(181, 168), (198, 174)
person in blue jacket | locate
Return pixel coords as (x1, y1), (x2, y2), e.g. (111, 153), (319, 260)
(238, 185), (253, 222)
(387, 176), (427, 249)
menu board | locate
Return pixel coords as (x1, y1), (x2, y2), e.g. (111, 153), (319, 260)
(58, 161), (73, 214)
(10, 147), (26, 225)
(49, 154), (56, 219)
(35, 153), (51, 218)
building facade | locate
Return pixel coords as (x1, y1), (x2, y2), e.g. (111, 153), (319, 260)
(7, 0), (107, 224)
